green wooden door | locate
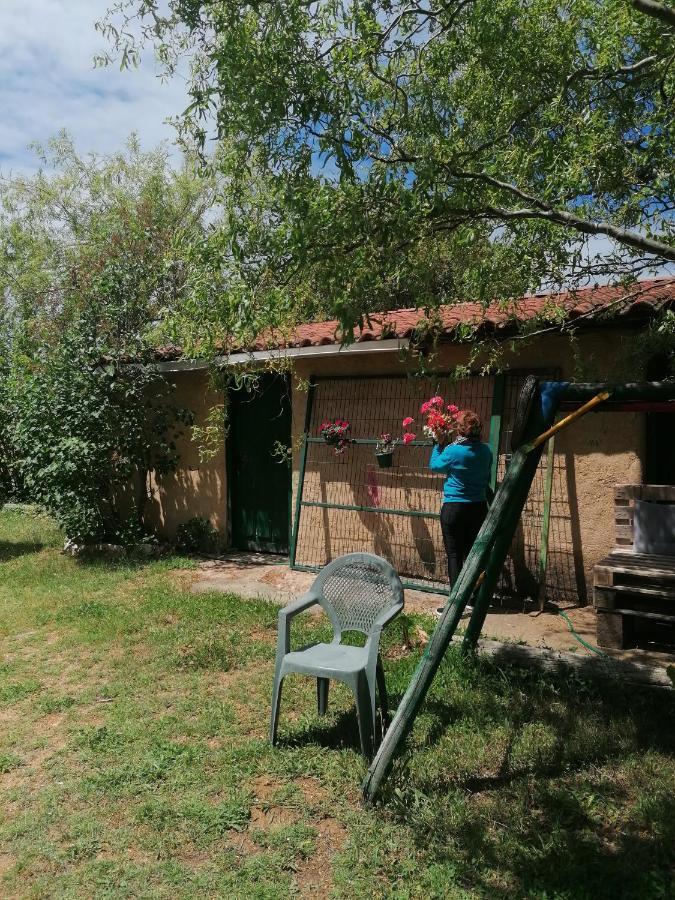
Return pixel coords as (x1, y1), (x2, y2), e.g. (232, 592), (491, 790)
(229, 376), (291, 553)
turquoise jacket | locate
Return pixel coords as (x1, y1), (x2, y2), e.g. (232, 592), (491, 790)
(429, 440), (492, 503)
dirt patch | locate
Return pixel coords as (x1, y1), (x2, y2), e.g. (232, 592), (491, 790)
(295, 776), (327, 808)
(0, 853), (15, 875)
(246, 774), (348, 897)
(251, 775), (280, 804)
(0, 708), (19, 727)
(249, 775), (300, 829)
(228, 829), (260, 858)
(293, 815), (348, 898)
(249, 804), (299, 829)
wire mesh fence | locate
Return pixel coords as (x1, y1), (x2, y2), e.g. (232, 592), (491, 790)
(293, 371), (582, 603)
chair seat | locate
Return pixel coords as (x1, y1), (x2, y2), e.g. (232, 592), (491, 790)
(283, 642), (368, 677)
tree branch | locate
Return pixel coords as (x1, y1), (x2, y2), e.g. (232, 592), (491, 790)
(445, 168), (675, 261)
(632, 0), (675, 28)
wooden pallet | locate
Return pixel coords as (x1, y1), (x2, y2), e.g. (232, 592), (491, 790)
(594, 552), (675, 649)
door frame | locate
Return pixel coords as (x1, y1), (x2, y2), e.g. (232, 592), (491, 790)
(225, 372), (293, 554)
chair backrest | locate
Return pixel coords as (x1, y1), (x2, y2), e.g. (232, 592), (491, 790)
(312, 553), (404, 638)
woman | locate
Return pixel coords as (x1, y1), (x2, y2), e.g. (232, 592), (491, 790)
(429, 410), (492, 611)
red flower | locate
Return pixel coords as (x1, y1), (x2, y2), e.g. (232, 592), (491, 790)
(402, 432), (416, 444)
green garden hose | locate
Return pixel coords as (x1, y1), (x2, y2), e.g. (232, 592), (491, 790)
(556, 607), (609, 658)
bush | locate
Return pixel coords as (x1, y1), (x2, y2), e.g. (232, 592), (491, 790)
(8, 334), (192, 544)
(176, 516), (221, 554)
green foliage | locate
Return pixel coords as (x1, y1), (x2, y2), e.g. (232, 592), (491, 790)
(176, 515), (221, 554)
(98, 0), (675, 342)
(6, 332), (192, 543)
(0, 136), (214, 542)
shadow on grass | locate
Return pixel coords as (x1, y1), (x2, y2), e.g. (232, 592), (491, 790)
(278, 708), (365, 754)
(275, 646), (675, 897)
(382, 652), (675, 899)
(0, 540), (46, 562)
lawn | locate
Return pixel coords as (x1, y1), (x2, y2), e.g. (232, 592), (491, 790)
(0, 508), (673, 899)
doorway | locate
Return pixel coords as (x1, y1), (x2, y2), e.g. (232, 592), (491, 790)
(228, 374), (292, 553)
(645, 354), (675, 485)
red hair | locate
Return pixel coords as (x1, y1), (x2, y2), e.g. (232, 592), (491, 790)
(456, 410), (483, 438)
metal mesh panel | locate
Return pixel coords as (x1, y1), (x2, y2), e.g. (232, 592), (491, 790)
(496, 372), (581, 607)
(293, 371), (583, 602)
(318, 559), (399, 633)
(295, 374), (494, 592)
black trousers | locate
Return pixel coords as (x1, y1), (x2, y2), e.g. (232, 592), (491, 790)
(440, 501), (488, 588)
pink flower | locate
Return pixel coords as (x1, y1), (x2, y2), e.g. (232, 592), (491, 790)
(402, 416), (414, 428)
(402, 432), (416, 444)
(447, 404), (459, 414)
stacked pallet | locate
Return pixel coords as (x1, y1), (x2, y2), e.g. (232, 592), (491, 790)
(595, 485), (675, 649)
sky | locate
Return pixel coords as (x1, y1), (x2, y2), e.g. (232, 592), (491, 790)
(0, 0), (189, 177)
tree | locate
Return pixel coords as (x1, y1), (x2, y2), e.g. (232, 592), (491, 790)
(0, 135), (216, 541)
(97, 0), (674, 336)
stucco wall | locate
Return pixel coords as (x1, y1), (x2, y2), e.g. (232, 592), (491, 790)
(150, 327), (646, 602)
(145, 369), (227, 538)
(289, 329), (645, 601)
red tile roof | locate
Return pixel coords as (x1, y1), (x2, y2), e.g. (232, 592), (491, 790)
(153, 277), (675, 359)
(249, 277), (675, 351)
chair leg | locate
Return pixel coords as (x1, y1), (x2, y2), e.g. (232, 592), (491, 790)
(270, 672), (285, 745)
(354, 674), (376, 759)
(316, 677), (329, 715)
(376, 657), (390, 732)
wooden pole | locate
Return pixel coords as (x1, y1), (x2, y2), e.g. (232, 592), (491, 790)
(526, 391), (610, 450)
(537, 436), (556, 612)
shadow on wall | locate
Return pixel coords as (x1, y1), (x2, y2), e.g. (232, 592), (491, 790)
(145, 464), (226, 539)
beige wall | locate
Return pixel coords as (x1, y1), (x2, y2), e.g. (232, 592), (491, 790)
(289, 329), (645, 601)
(145, 369), (227, 538)
(150, 328), (646, 602)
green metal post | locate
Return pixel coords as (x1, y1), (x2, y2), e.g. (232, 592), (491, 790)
(536, 435), (556, 611)
(488, 374), (506, 492)
(289, 377), (316, 568)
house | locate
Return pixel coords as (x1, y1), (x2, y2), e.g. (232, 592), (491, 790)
(145, 277), (675, 603)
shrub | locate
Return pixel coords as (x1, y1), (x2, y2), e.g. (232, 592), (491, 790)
(176, 516), (221, 554)
(8, 333), (192, 544)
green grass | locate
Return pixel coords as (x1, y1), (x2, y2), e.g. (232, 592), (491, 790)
(0, 507), (673, 898)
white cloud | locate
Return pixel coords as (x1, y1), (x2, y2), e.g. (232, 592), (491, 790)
(0, 0), (189, 176)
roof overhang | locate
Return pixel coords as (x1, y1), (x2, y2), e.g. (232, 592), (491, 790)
(155, 336), (410, 373)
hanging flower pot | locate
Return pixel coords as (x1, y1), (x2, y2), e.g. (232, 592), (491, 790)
(375, 451), (394, 469)
(374, 433), (397, 468)
(319, 419), (351, 454)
